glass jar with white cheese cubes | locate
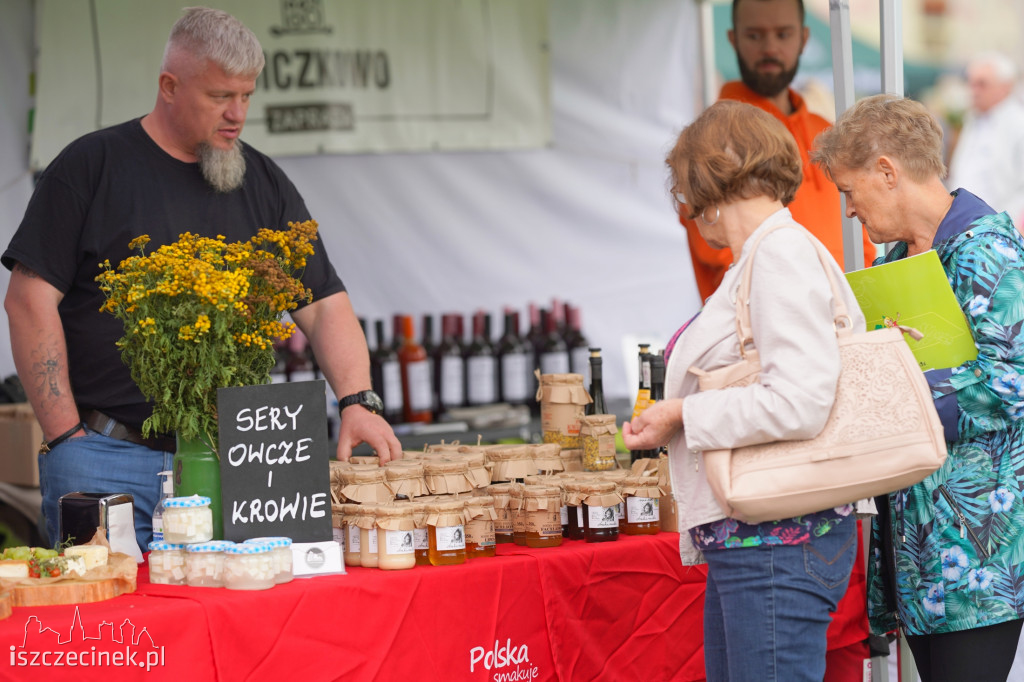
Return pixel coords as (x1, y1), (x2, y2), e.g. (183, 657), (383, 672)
(162, 495), (214, 544)
(148, 541), (187, 585)
(223, 542), (275, 590)
(243, 537), (293, 584)
(185, 540), (233, 587)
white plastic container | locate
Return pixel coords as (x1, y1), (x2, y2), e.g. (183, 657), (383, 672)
(185, 540), (233, 587)
(147, 541), (187, 585)
(163, 495), (214, 544)
(244, 537), (293, 584)
(223, 542), (275, 591)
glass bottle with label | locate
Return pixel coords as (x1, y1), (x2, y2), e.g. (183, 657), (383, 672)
(421, 313), (437, 416)
(586, 348), (606, 416)
(434, 313), (465, 417)
(564, 305), (590, 384)
(631, 351), (664, 463)
(538, 308), (570, 375)
(398, 315), (433, 423)
(465, 311), (498, 407)
(497, 310), (531, 406)
(151, 470), (173, 543)
(427, 498), (467, 566)
(371, 320), (404, 423)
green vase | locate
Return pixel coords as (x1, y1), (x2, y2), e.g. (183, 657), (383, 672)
(172, 433), (223, 540)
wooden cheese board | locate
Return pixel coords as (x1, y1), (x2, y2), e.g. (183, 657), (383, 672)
(0, 552), (137, 608)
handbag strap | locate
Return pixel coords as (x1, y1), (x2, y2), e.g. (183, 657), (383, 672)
(734, 220), (854, 356)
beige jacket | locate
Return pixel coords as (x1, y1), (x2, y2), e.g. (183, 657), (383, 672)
(667, 209), (867, 564)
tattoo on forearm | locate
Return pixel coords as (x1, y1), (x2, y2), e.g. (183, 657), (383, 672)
(31, 346), (64, 401)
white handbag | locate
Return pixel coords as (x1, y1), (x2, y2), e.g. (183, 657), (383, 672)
(689, 223), (948, 524)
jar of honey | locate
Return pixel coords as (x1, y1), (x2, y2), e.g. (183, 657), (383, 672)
(619, 476), (662, 535)
(374, 505), (417, 570)
(579, 481), (623, 543)
(340, 467), (393, 505)
(350, 504), (381, 568)
(423, 458), (476, 495)
(426, 498), (467, 566)
(463, 495), (497, 558)
(528, 443), (564, 474)
(561, 481), (586, 540)
(485, 445), (537, 483)
(383, 460), (428, 500)
(403, 500), (431, 566)
(508, 484), (527, 546)
(520, 486), (563, 548)
(339, 503), (362, 567)
(487, 484), (515, 544)
(456, 447), (493, 489)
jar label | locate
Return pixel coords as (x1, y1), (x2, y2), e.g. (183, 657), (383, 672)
(384, 529), (416, 555)
(627, 497), (660, 523)
(364, 529), (379, 553)
(526, 507), (562, 536)
(332, 526), (344, 546)
(347, 528), (361, 553)
(494, 508), (513, 533)
(414, 527), (429, 550)
(617, 502), (624, 521)
(588, 505), (619, 529)
(466, 520), (496, 546)
(576, 506), (583, 527)
(560, 505), (568, 526)
(435, 524), (466, 551)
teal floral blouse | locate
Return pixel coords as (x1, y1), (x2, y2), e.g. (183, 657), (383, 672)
(868, 190), (1024, 637)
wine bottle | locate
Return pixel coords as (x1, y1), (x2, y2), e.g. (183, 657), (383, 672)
(565, 304), (590, 384)
(465, 311), (498, 406)
(586, 347), (606, 416)
(391, 313), (405, 353)
(631, 351), (664, 463)
(538, 308), (570, 375)
(421, 314), (437, 415)
(398, 315), (433, 423)
(497, 310), (531, 406)
(371, 320), (404, 423)
(434, 313), (466, 417)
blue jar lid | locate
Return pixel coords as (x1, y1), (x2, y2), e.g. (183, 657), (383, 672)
(244, 536), (292, 548)
(186, 541), (234, 553)
(164, 495), (211, 508)
(148, 541), (186, 552)
(225, 542), (271, 555)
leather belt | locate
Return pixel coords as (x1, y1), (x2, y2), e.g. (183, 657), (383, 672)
(81, 410), (176, 453)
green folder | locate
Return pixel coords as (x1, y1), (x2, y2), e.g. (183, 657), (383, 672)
(844, 250), (977, 371)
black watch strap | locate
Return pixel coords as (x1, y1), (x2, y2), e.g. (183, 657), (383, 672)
(39, 421), (85, 455)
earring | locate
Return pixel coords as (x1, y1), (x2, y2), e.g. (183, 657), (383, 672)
(700, 206), (720, 226)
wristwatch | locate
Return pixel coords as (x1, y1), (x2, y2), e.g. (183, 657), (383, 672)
(338, 390), (384, 416)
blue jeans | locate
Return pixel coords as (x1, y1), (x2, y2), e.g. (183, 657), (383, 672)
(38, 426), (173, 553)
(702, 518), (856, 682)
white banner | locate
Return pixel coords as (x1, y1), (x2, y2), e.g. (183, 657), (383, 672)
(31, 0), (550, 168)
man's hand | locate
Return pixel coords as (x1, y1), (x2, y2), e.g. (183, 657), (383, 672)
(621, 398), (685, 451)
(336, 406), (403, 463)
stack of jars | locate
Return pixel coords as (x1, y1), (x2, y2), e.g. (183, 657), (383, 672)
(148, 495), (294, 590)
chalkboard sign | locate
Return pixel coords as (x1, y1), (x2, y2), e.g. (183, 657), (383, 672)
(217, 380), (332, 543)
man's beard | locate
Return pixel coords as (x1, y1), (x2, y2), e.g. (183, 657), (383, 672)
(196, 140), (246, 193)
(737, 55), (800, 99)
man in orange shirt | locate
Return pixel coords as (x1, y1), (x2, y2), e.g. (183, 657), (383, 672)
(683, 0), (875, 300)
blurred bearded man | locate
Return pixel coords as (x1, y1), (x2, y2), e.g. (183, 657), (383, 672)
(679, 0), (875, 300)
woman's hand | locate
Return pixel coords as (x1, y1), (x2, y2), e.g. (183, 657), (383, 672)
(621, 398), (684, 450)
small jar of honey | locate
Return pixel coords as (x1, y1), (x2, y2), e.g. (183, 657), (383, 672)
(579, 481), (623, 543)
(520, 486), (563, 548)
(620, 476), (662, 536)
(487, 484), (515, 544)
(463, 495), (497, 558)
(426, 498), (467, 566)
(375, 505), (417, 570)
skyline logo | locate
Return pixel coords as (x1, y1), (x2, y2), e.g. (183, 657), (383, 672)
(8, 606), (165, 672)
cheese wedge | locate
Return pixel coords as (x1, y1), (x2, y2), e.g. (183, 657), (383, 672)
(64, 545), (109, 570)
(0, 560), (30, 578)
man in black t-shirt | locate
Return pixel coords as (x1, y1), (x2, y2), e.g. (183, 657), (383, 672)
(3, 7), (401, 550)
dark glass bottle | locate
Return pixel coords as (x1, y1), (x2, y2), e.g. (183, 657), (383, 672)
(398, 315), (433, 423)
(537, 308), (570, 375)
(565, 304), (590, 384)
(391, 313), (405, 353)
(497, 310), (531, 406)
(371, 320), (404, 423)
(434, 313), (466, 417)
(465, 311), (498, 406)
(586, 347), (606, 416)
(630, 350), (663, 463)
(421, 314), (437, 415)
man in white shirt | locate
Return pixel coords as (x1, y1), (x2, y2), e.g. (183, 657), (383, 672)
(947, 52), (1024, 229)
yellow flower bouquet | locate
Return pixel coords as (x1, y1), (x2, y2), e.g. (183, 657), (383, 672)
(96, 220), (318, 450)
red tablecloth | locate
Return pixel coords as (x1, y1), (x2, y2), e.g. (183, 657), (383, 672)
(0, 532), (868, 681)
